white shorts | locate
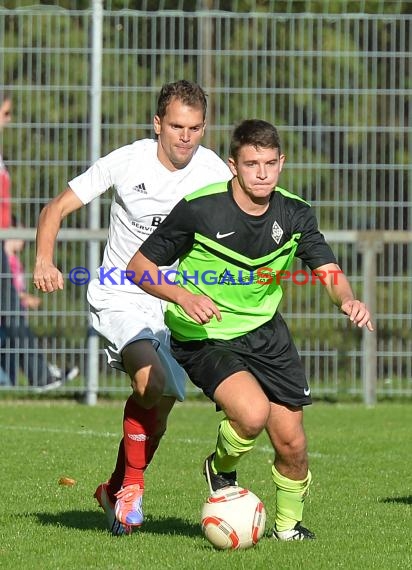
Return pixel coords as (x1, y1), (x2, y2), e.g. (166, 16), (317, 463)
(87, 278), (186, 401)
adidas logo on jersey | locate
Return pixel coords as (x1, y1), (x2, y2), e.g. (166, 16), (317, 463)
(133, 182), (147, 194)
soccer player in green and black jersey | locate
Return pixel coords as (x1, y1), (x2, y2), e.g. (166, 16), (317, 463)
(127, 119), (374, 541)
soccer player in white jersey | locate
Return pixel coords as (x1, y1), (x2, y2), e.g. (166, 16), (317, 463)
(33, 80), (232, 535)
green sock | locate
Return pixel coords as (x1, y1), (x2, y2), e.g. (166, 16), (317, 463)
(272, 465), (312, 531)
(212, 417), (256, 474)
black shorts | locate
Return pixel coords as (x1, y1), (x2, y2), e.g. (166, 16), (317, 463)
(170, 312), (312, 408)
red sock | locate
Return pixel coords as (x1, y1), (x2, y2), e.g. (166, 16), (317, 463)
(106, 438), (125, 503)
(122, 395), (158, 489)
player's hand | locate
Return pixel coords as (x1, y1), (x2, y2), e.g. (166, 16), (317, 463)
(341, 299), (374, 331)
(33, 260), (64, 292)
(177, 291), (221, 324)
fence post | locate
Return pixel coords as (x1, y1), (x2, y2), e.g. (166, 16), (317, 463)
(85, 0), (103, 406)
(358, 233), (382, 407)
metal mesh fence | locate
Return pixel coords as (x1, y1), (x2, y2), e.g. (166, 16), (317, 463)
(0, 4), (411, 400)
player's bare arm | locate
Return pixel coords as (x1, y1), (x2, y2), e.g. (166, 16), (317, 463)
(33, 187), (84, 293)
(127, 251), (221, 324)
(316, 262), (374, 331)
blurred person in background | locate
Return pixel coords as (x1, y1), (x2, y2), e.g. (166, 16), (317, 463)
(0, 90), (12, 385)
(0, 90), (78, 389)
(33, 80), (232, 536)
(5, 216), (42, 310)
(0, 91), (12, 228)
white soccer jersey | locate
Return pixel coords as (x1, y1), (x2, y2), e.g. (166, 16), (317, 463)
(69, 138), (232, 289)
(69, 139), (231, 396)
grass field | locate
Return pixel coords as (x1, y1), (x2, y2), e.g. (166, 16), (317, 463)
(0, 400), (411, 570)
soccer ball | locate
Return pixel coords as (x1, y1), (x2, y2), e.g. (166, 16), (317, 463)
(201, 486), (266, 550)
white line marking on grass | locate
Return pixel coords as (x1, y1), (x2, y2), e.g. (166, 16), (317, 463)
(0, 424), (120, 438)
(0, 424), (330, 458)
(0, 424), (331, 459)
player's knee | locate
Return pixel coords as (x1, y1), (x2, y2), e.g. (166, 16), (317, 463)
(131, 385), (162, 409)
(238, 408), (269, 439)
(277, 433), (307, 462)
(130, 368), (165, 408)
(241, 421), (265, 439)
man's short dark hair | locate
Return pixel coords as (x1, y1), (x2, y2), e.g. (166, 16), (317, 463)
(156, 80), (207, 120)
(229, 119), (282, 161)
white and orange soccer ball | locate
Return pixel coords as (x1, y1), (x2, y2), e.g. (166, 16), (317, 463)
(201, 486), (266, 550)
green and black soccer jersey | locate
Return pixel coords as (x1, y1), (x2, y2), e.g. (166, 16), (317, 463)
(139, 181), (337, 341)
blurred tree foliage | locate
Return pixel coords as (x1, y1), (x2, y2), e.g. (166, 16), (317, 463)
(2, 2), (409, 231)
(1, 2), (410, 362)
(2, 1), (412, 13)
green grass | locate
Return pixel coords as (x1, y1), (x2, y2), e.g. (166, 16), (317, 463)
(0, 400), (411, 569)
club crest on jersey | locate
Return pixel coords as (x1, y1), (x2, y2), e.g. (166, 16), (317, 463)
(271, 221), (283, 244)
(133, 182), (147, 194)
